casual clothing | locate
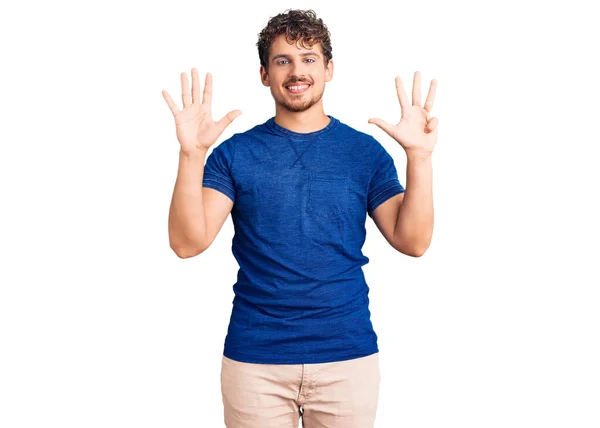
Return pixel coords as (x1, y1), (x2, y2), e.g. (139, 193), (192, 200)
(221, 351), (380, 427)
(202, 115), (405, 364)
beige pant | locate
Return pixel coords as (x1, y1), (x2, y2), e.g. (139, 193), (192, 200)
(220, 352), (380, 427)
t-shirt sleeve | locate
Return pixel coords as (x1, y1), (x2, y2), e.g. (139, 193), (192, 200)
(202, 136), (236, 204)
(367, 137), (405, 218)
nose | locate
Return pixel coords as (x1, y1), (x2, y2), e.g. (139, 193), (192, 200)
(289, 63), (308, 82)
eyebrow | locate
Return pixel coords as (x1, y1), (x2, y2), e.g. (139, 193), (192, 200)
(271, 52), (321, 62)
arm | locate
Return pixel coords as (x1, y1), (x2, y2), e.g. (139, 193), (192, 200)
(168, 149), (233, 258)
(369, 71), (439, 257)
(161, 68), (240, 258)
(371, 152), (433, 257)
(394, 152), (433, 256)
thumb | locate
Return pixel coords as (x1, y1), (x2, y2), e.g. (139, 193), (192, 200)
(368, 118), (394, 138)
(217, 110), (242, 133)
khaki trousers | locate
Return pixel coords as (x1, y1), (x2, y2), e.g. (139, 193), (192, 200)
(220, 352), (380, 427)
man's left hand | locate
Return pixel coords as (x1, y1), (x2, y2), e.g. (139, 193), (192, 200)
(368, 71), (439, 157)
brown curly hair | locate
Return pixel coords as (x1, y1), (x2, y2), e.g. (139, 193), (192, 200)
(256, 9), (332, 73)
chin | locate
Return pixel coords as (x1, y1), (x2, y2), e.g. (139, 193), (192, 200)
(276, 93), (324, 113)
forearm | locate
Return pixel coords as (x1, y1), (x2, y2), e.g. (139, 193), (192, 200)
(394, 152), (434, 256)
(168, 149), (209, 256)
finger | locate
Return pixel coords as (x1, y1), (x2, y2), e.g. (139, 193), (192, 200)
(395, 77), (410, 114)
(368, 118), (395, 138)
(424, 79), (437, 113)
(191, 68), (200, 104)
(412, 71), (421, 106)
(161, 90), (180, 116)
(181, 71), (191, 108)
(426, 117), (438, 133)
(203, 72), (212, 105)
(216, 109), (242, 133)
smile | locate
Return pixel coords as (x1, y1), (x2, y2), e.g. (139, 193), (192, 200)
(286, 84), (311, 94)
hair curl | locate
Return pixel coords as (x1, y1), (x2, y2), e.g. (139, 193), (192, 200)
(256, 9), (332, 72)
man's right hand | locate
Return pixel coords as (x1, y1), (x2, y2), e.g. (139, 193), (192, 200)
(162, 68), (242, 154)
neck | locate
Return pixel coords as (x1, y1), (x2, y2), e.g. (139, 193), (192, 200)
(273, 105), (330, 133)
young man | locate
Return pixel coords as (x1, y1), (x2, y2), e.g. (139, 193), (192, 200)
(162, 8), (438, 428)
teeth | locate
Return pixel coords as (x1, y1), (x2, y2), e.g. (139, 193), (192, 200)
(288, 85), (309, 90)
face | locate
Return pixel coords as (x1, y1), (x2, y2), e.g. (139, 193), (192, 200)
(260, 34), (334, 113)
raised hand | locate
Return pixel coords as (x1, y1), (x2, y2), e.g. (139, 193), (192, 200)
(162, 68), (242, 154)
(368, 71), (438, 157)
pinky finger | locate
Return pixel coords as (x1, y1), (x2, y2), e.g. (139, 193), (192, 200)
(162, 90), (180, 116)
(426, 117), (438, 133)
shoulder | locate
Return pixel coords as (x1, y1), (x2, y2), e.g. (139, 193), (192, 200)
(209, 134), (236, 155)
(211, 120), (262, 152)
(208, 120), (272, 166)
(330, 116), (380, 149)
(219, 119), (275, 149)
(334, 119), (399, 172)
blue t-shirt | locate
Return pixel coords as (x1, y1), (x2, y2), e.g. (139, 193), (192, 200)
(202, 115), (405, 364)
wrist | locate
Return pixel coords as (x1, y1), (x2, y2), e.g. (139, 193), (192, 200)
(406, 149), (432, 162)
(180, 148), (209, 158)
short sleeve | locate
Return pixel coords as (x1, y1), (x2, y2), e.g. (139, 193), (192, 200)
(202, 136), (236, 203)
(367, 137), (405, 218)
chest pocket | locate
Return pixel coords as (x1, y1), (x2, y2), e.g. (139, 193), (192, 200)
(306, 172), (349, 218)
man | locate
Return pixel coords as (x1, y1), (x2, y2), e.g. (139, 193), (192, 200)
(162, 8), (438, 428)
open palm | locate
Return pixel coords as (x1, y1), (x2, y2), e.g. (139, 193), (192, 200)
(369, 71), (438, 156)
(162, 69), (241, 153)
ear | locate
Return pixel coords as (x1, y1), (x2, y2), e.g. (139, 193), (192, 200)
(260, 65), (270, 87)
(325, 59), (334, 83)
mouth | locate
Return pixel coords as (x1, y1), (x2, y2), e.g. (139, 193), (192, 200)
(285, 83), (311, 94)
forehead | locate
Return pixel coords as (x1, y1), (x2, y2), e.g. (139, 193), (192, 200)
(269, 34), (322, 57)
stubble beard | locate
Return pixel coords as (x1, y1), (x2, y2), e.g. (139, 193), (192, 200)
(277, 85), (325, 113)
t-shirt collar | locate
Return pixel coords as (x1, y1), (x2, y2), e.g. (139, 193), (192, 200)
(265, 115), (338, 140)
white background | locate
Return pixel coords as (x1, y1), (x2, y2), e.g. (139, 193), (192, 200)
(1, 0), (599, 426)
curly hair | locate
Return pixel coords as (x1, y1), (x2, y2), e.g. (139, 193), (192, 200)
(256, 9), (332, 72)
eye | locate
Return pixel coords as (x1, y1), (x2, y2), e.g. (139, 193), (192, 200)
(276, 58), (316, 65)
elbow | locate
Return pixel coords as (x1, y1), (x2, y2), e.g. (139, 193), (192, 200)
(396, 241), (429, 257)
(173, 249), (196, 259)
(169, 229), (209, 259)
(394, 230), (432, 257)
(170, 242), (206, 259)
(404, 247), (427, 257)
